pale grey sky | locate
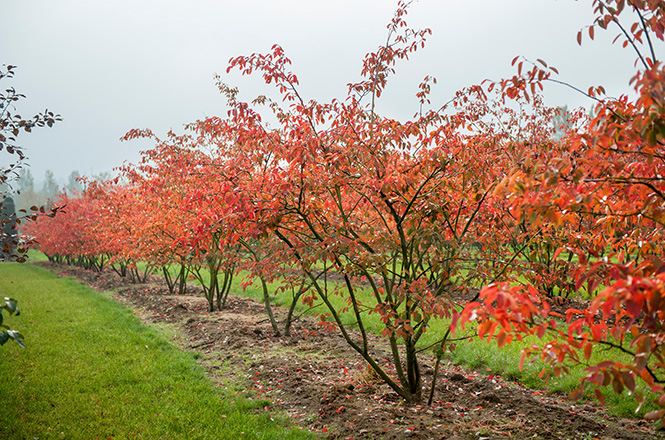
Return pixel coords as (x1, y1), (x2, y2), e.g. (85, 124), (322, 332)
(1, 0), (654, 183)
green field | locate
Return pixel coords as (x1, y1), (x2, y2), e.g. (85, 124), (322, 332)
(0, 262), (315, 440)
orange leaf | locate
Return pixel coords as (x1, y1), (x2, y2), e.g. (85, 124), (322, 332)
(496, 330), (507, 347)
(570, 387), (583, 401)
(553, 247), (564, 260)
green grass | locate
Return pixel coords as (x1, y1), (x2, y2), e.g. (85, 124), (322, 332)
(444, 332), (659, 417)
(25, 248), (49, 262)
(0, 262), (316, 440)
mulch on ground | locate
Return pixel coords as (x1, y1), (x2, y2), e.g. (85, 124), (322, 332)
(37, 261), (662, 440)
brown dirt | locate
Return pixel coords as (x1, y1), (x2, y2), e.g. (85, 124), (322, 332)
(37, 261), (662, 440)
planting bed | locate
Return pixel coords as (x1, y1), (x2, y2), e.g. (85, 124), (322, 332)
(38, 261), (661, 440)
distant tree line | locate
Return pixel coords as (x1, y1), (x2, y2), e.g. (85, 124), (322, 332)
(2, 168), (112, 213)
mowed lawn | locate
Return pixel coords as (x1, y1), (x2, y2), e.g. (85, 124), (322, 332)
(0, 263), (314, 440)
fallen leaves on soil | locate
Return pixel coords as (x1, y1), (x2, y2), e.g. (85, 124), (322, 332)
(39, 262), (662, 440)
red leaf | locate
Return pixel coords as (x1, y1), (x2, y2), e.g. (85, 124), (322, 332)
(594, 388), (605, 406)
(622, 371), (635, 394)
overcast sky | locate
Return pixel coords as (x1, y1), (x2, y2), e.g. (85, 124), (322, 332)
(2, 0), (656, 184)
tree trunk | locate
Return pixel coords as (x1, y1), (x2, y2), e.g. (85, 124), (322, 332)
(260, 276), (281, 336)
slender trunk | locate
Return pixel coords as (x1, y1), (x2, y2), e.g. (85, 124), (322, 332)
(112, 262), (128, 278)
(427, 328), (451, 406)
(192, 263), (217, 312)
(178, 263), (188, 294)
(405, 341), (422, 402)
(216, 269), (233, 311)
(284, 299), (297, 337)
(205, 256), (221, 312)
(260, 276), (281, 336)
(283, 278), (308, 336)
(163, 266), (175, 294)
(140, 265), (150, 283)
(97, 255), (106, 272)
(208, 268), (219, 312)
(129, 263), (147, 284)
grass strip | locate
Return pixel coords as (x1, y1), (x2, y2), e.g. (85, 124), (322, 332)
(0, 262), (315, 440)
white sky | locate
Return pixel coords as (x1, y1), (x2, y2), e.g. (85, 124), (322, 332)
(2, 0), (656, 183)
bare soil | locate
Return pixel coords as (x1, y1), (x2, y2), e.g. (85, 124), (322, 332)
(38, 261), (662, 440)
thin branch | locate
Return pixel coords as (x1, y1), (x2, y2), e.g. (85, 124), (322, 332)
(609, 14), (649, 69)
(633, 5), (658, 63)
